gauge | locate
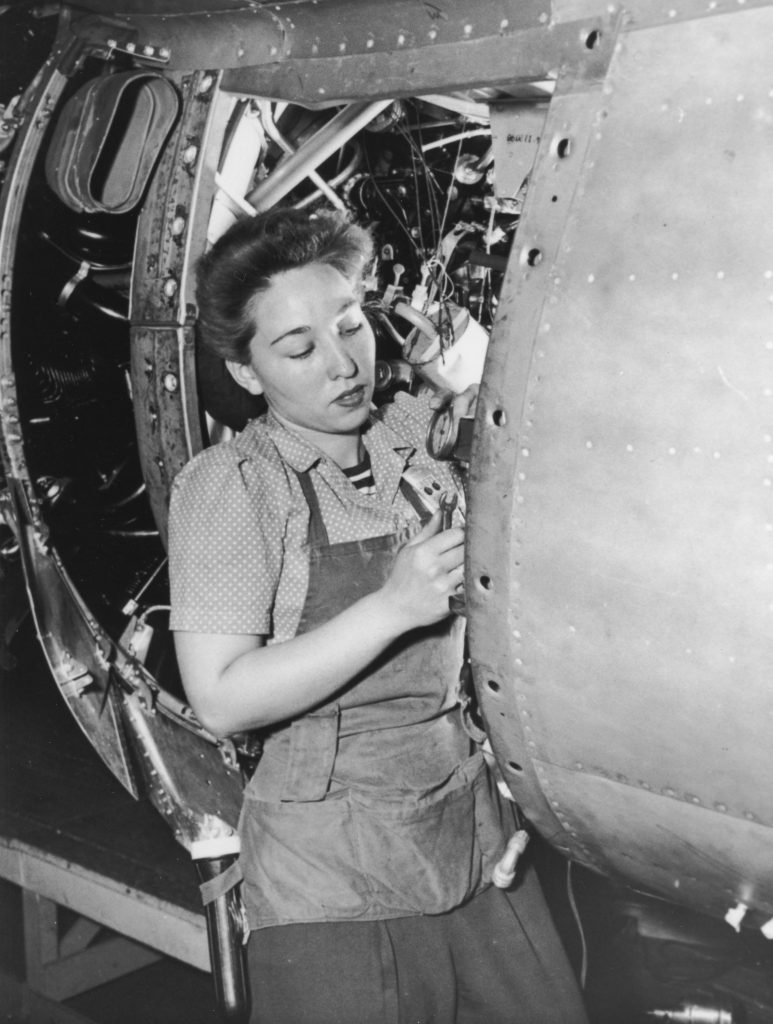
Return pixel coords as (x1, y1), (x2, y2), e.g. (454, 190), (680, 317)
(426, 407), (458, 460)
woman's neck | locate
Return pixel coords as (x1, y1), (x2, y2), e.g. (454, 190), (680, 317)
(269, 408), (364, 468)
(320, 432), (364, 469)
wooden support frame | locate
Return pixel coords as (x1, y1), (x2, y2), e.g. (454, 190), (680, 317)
(22, 891), (162, 1001)
(0, 834), (211, 1021)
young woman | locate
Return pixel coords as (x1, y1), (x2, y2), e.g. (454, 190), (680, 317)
(169, 208), (587, 1024)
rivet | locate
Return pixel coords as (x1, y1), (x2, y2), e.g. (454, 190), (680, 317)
(142, 45), (155, 57)
(171, 216), (186, 237)
(159, 47), (171, 60)
(163, 372), (179, 393)
(125, 41), (136, 53)
(163, 277), (178, 298)
(427, 27), (437, 40)
(183, 145), (198, 165)
(198, 74), (214, 95)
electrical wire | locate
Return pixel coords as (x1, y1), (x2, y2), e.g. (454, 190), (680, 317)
(566, 859), (589, 990)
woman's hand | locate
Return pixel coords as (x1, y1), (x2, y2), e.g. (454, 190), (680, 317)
(378, 511), (464, 632)
(428, 382), (479, 420)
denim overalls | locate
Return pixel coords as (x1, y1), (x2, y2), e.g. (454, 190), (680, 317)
(238, 469), (507, 931)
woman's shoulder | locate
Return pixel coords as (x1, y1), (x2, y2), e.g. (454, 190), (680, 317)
(170, 420), (294, 518)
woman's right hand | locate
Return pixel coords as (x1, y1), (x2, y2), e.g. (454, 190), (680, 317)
(379, 511), (465, 632)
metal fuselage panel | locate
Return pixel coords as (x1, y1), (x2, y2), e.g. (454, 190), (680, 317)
(469, 5), (773, 924)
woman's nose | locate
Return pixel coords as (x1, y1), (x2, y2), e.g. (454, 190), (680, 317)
(325, 337), (358, 379)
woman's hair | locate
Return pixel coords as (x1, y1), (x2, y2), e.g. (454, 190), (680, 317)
(195, 207), (374, 363)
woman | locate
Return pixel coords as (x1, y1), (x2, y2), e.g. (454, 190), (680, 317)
(169, 207), (587, 1024)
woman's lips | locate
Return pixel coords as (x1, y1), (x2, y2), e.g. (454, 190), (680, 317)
(333, 384), (367, 407)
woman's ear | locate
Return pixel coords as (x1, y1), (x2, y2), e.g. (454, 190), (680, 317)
(226, 359), (264, 396)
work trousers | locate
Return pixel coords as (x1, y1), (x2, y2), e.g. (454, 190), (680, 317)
(246, 864), (589, 1024)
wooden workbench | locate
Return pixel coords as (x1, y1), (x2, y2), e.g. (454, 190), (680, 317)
(0, 622), (212, 1023)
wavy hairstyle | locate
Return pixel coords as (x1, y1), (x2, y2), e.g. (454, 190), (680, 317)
(195, 207), (374, 364)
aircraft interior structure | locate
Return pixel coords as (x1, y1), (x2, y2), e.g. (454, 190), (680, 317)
(1, 1), (773, 1020)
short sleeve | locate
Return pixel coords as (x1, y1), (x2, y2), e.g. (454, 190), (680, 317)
(168, 444), (287, 635)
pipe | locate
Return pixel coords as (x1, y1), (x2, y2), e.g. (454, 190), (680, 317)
(248, 100), (392, 212)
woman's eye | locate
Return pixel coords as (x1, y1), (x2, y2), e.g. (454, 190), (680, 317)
(289, 347), (314, 360)
(340, 322), (363, 337)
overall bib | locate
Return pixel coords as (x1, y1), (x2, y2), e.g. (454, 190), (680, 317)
(237, 470), (507, 931)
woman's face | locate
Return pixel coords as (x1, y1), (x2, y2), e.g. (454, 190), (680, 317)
(227, 262), (376, 457)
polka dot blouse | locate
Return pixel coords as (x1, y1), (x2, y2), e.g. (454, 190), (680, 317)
(168, 390), (463, 643)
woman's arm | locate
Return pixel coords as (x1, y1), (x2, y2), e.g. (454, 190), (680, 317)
(174, 511), (464, 737)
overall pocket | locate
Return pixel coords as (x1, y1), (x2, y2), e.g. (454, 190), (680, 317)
(238, 792), (371, 927)
(350, 753), (501, 916)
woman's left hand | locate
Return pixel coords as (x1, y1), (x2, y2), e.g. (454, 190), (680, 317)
(429, 383), (479, 421)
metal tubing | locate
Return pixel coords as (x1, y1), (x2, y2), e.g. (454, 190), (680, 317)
(248, 99), (392, 211)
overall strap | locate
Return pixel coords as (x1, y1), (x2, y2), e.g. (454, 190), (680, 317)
(296, 470), (330, 548)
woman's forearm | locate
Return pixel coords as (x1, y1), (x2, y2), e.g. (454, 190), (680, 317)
(174, 514), (463, 737)
(174, 588), (409, 736)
